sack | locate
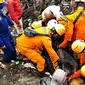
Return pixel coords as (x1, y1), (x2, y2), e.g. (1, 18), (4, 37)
(57, 48), (78, 76)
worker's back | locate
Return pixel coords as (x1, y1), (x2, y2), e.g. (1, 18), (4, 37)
(16, 33), (51, 50)
(66, 7), (85, 41)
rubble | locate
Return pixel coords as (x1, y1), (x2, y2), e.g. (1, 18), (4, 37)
(0, 0), (84, 85)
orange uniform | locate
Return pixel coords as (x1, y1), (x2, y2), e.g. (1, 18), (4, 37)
(58, 7), (85, 65)
(16, 33), (60, 72)
(70, 70), (81, 79)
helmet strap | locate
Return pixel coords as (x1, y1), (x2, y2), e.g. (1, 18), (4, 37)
(50, 27), (58, 34)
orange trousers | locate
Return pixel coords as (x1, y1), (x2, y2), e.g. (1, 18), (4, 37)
(17, 45), (45, 72)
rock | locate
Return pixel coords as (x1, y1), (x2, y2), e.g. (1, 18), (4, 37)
(69, 78), (84, 85)
(24, 63), (36, 69)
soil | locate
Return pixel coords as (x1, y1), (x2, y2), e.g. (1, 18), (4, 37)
(0, 61), (42, 85)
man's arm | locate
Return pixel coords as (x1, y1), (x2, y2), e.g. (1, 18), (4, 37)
(7, 1), (20, 25)
(0, 38), (5, 48)
(5, 15), (14, 26)
(42, 36), (60, 62)
(59, 20), (74, 48)
(70, 70), (81, 79)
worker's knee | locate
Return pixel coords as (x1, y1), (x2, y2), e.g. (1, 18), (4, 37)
(38, 57), (45, 65)
(37, 58), (45, 72)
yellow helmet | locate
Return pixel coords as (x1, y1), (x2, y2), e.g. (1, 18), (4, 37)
(54, 24), (65, 36)
(31, 21), (42, 29)
(81, 65), (85, 77)
(0, 0), (5, 3)
(71, 40), (85, 53)
(75, 0), (85, 2)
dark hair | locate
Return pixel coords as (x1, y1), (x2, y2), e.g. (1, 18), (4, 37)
(75, 2), (85, 8)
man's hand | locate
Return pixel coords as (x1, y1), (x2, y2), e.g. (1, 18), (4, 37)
(1, 45), (6, 49)
(11, 25), (16, 31)
(42, 18), (46, 22)
(17, 23), (21, 28)
(67, 77), (72, 82)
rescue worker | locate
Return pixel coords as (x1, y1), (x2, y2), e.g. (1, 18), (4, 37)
(68, 40), (85, 81)
(58, 0), (85, 66)
(16, 20), (66, 73)
(42, 5), (62, 26)
(0, 1), (16, 62)
(6, 0), (23, 35)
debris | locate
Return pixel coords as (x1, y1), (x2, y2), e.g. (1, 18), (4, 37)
(0, 62), (7, 69)
(24, 63), (36, 69)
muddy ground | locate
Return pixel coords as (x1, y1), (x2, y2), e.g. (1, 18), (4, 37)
(0, 60), (42, 85)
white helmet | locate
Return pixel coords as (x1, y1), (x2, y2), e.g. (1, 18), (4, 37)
(47, 20), (65, 36)
(50, 69), (67, 85)
(71, 40), (85, 53)
(55, 24), (65, 36)
(47, 19), (58, 29)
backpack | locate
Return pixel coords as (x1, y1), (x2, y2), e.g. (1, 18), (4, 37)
(24, 28), (49, 37)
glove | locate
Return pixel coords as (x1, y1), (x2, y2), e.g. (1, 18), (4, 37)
(57, 60), (63, 69)
(52, 61), (59, 70)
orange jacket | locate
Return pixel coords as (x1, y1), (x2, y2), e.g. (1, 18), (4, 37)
(59, 20), (74, 48)
(59, 7), (85, 48)
(16, 33), (60, 62)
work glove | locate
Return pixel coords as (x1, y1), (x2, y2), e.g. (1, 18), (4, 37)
(52, 61), (59, 70)
(57, 60), (63, 69)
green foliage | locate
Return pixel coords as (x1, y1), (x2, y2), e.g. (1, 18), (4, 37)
(38, 14), (42, 20)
